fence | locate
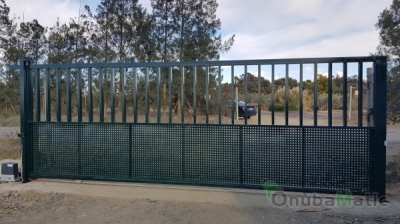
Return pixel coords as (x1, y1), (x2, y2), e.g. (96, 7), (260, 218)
(11, 56), (387, 198)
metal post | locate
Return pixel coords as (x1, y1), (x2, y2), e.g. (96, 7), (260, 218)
(19, 57), (33, 183)
(372, 57), (387, 201)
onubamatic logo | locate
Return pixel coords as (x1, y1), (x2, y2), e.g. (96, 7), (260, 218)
(263, 181), (388, 208)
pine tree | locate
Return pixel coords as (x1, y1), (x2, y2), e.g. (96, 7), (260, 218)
(0, 0), (21, 112)
(376, 0), (400, 123)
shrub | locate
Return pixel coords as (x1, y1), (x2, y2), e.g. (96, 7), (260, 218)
(269, 104), (285, 111)
(271, 87), (313, 111)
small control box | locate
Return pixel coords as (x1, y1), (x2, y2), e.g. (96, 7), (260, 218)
(0, 162), (21, 182)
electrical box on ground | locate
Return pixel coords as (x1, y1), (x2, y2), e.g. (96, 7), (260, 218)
(0, 162), (21, 182)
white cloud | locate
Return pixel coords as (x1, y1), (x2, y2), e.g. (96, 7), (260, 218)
(8, 0), (83, 27)
(5, 0), (392, 62)
(218, 0), (392, 60)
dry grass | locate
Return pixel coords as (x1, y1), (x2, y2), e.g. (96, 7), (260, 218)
(387, 155), (400, 183)
(274, 87), (314, 111)
(0, 139), (20, 160)
(0, 114), (19, 127)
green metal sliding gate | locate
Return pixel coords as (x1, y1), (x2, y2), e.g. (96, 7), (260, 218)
(12, 56), (387, 197)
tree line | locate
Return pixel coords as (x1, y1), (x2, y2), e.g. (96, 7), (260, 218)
(0, 0), (235, 115)
(225, 72), (360, 95)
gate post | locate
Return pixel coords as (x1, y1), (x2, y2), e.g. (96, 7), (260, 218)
(19, 57), (33, 183)
(372, 56), (387, 201)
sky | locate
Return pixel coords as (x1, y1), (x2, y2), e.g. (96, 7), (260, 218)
(6, 0), (393, 81)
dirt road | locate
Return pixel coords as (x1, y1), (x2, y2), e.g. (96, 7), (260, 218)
(0, 181), (400, 224)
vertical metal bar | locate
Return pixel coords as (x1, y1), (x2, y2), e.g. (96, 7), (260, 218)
(19, 58), (27, 182)
(271, 65), (275, 125)
(99, 68), (104, 122)
(258, 65), (261, 125)
(78, 68), (82, 122)
(78, 124), (81, 175)
(66, 68), (71, 122)
(157, 67), (161, 123)
(328, 63), (333, 127)
(35, 68), (40, 122)
(133, 68), (138, 123)
(301, 127), (305, 188)
(205, 66), (209, 124)
(343, 61), (348, 127)
(20, 57), (33, 183)
(145, 67), (149, 123)
(45, 68), (51, 121)
(285, 64), (289, 126)
(239, 126), (243, 184)
(169, 67), (173, 124)
(231, 66), (235, 124)
(28, 65), (34, 178)
(193, 66), (197, 124)
(56, 68), (61, 122)
(88, 68), (93, 122)
(111, 68), (115, 123)
(122, 68), (126, 123)
(181, 66), (185, 124)
(244, 65), (248, 125)
(299, 64), (303, 126)
(182, 125), (185, 179)
(129, 124), (132, 177)
(313, 63), (318, 126)
(358, 62), (363, 127)
(373, 56), (387, 200)
(218, 66), (222, 124)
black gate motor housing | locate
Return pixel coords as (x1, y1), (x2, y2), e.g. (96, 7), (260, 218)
(0, 162), (21, 182)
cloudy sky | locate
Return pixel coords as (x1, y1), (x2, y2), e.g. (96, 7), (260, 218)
(7, 0), (392, 59)
(6, 0), (393, 80)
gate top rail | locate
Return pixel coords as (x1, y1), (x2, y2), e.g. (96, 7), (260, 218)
(10, 56), (385, 70)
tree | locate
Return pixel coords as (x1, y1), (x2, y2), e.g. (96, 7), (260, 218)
(234, 73), (271, 94)
(151, 0), (235, 114)
(151, 0), (235, 62)
(17, 19), (47, 64)
(274, 77), (298, 89)
(0, 0), (21, 113)
(387, 66), (400, 123)
(376, 0), (400, 123)
(47, 19), (73, 64)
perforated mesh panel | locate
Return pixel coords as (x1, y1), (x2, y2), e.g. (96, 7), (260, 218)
(184, 126), (240, 184)
(304, 127), (371, 191)
(131, 125), (182, 179)
(243, 126), (303, 188)
(80, 124), (130, 177)
(32, 123), (79, 175)
(30, 123), (373, 193)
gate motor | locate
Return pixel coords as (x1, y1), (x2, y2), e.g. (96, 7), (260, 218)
(0, 162), (21, 182)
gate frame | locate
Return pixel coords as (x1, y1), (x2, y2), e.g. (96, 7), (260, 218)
(14, 56), (387, 200)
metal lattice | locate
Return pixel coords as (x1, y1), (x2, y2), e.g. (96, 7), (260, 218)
(30, 123), (373, 193)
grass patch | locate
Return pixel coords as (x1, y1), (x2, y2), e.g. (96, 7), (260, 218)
(0, 114), (20, 127)
(0, 139), (20, 160)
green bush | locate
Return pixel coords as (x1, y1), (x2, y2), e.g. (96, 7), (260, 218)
(269, 104), (285, 111)
(268, 103), (298, 112)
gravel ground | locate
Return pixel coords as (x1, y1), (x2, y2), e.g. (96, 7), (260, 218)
(0, 189), (399, 224)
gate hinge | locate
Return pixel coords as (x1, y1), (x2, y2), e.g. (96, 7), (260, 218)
(18, 133), (25, 139)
